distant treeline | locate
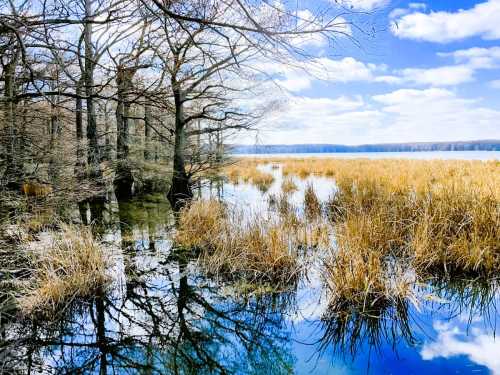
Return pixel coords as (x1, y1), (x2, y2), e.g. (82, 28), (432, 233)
(230, 140), (500, 154)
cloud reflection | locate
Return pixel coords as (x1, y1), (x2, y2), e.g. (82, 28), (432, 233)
(421, 321), (500, 374)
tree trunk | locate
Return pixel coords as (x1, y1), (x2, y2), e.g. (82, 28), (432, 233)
(75, 78), (86, 177)
(144, 102), (152, 161)
(103, 102), (112, 162)
(167, 87), (193, 210)
(84, 0), (100, 176)
(2, 53), (22, 189)
(48, 106), (61, 182)
(114, 66), (135, 199)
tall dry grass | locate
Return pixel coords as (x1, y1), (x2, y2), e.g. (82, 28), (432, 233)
(281, 177), (298, 194)
(20, 224), (110, 316)
(175, 198), (330, 285)
(225, 157), (499, 311)
(304, 183), (322, 220)
(224, 160), (275, 191)
(229, 157), (499, 276)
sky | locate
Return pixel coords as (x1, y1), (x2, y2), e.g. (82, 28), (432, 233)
(239, 0), (500, 145)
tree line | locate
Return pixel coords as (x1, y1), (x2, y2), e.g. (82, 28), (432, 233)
(231, 140), (500, 154)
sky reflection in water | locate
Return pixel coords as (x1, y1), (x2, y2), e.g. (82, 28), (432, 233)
(1, 163), (499, 374)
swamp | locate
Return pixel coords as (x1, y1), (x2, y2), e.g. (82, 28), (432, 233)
(1, 0), (500, 373)
(1, 156), (499, 374)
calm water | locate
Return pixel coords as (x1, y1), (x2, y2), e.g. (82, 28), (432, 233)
(1, 166), (499, 374)
(236, 151), (500, 160)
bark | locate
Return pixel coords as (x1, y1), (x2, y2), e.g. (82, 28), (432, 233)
(48, 106), (61, 182)
(144, 102), (152, 161)
(103, 104), (112, 161)
(75, 78), (86, 176)
(84, 0), (100, 175)
(167, 87), (193, 210)
(2, 52), (22, 189)
(114, 66), (136, 199)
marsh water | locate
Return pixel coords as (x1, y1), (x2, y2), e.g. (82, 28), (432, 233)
(2, 161), (500, 374)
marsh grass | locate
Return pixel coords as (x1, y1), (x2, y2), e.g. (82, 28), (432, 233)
(229, 157), (499, 277)
(223, 161), (275, 191)
(175, 199), (299, 284)
(175, 198), (331, 285)
(220, 158), (498, 313)
(304, 183), (321, 220)
(281, 178), (298, 194)
(20, 224), (110, 317)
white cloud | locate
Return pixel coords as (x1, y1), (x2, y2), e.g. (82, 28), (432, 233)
(309, 57), (376, 82)
(376, 46), (500, 87)
(399, 65), (475, 86)
(421, 321), (500, 374)
(490, 79), (500, 88)
(391, 0), (500, 43)
(254, 95), (384, 144)
(237, 87), (500, 144)
(372, 88), (500, 141)
(338, 0), (389, 11)
(253, 56), (380, 93)
(438, 46), (500, 69)
(408, 3), (426, 10)
(375, 65), (474, 86)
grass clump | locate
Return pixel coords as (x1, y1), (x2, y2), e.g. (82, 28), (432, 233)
(174, 199), (228, 250)
(20, 224), (110, 317)
(223, 160), (275, 191)
(175, 199), (326, 285)
(281, 178), (298, 194)
(323, 222), (414, 312)
(304, 184), (321, 220)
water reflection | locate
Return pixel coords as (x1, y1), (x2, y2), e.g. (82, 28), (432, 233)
(2, 254), (295, 374)
(2, 181), (500, 374)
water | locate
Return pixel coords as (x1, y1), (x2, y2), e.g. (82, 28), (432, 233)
(1, 167), (499, 374)
(236, 151), (500, 160)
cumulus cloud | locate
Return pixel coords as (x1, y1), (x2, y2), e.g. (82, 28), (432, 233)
(375, 65), (475, 86)
(438, 46), (500, 69)
(254, 95), (384, 144)
(372, 88), (500, 141)
(397, 65), (475, 86)
(391, 0), (500, 43)
(376, 46), (500, 87)
(239, 88), (500, 145)
(253, 56), (381, 93)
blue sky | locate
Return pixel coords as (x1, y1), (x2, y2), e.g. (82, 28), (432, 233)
(244, 0), (500, 145)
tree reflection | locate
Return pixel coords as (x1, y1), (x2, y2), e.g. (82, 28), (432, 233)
(1, 251), (294, 374)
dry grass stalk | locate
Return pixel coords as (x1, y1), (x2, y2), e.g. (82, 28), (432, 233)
(20, 224), (110, 316)
(304, 183), (322, 220)
(281, 177), (298, 194)
(175, 199), (330, 285)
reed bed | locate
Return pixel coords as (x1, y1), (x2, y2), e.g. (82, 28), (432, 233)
(224, 161), (275, 191)
(20, 224), (110, 316)
(175, 198), (330, 285)
(224, 157), (499, 310)
(281, 177), (298, 194)
(304, 183), (322, 220)
(228, 157), (499, 276)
